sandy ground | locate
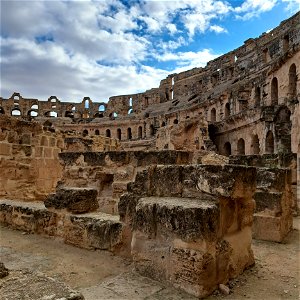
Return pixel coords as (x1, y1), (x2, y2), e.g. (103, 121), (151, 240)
(0, 217), (299, 300)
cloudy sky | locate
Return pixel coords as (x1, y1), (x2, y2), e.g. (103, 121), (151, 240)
(1, 0), (299, 103)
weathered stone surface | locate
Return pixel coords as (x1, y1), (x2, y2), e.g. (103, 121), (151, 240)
(45, 187), (99, 214)
(0, 269), (84, 300)
(0, 262), (9, 278)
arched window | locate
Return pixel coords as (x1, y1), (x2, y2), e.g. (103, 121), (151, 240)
(224, 103), (230, 117)
(127, 128), (132, 140)
(237, 138), (245, 155)
(251, 135), (260, 154)
(265, 131), (274, 154)
(85, 99), (89, 109)
(29, 111), (38, 117)
(65, 111), (74, 118)
(129, 97), (133, 107)
(128, 109), (133, 114)
(95, 129), (100, 136)
(83, 129), (88, 137)
(0, 107), (4, 114)
(288, 64), (297, 99)
(210, 108), (216, 122)
(173, 119), (178, 124)
(161, 121), (166, 127)
(11, 109), (21, 116)
(254, 86), (261, 107)
(106, 129), (111, 138)
(99, 105), (105, 112)
(271, 77), (278, 105)
(117, 128), (121, 140)
(224, 142), (231, 156)
(31, 104), (38, 110)
(138, 126), (143, 139)
(49, 111), (57, 117)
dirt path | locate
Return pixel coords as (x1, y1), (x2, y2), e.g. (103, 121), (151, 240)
(1, 218), (299, 299)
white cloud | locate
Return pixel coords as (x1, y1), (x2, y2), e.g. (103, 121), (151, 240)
(210, 25), (228, 33)
(235, 0), (278, 20)
(281, 0), (300, 12)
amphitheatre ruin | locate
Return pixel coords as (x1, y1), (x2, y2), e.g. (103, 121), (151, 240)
(0, 11), (299, 300)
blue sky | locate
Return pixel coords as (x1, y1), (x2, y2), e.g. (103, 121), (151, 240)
(1, 0), (299, 103)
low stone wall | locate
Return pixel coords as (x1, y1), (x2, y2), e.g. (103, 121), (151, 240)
(0, 200), (123, 253)
(57, 150), (201, 214)
(119, 164), (257, 298)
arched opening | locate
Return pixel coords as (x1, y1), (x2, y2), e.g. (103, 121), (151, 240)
(224, 142), (231, 157)
(251, 135), (260, 154)
(49, 111), (57, 117)
(128, 108), (133, 114)
(50, 97), (57, 103)
(28, 110), (38, 117)
(13, 95), (20, 101)
(31, 104), (38, 110)
(95, 129), (100, 136)
(129, 97), (133, 107)
(138, 126), (143, 139)
(0, 107), (4, 114)
(84, 99), (89, 109)
(224, 103), (230, 117)
(161, 121), (166, 127)
(117, 128), (121, 140)
(288, 64), (297, 99)
(106, 129), (111, 138)
(150, 124), (155, 136)
(237, 138), (245, 155)
(173, 119), (178, 124)
(83, 129), (88, 137)
(265, 131), (274, 154)
(72, 106), (76, 111)
(127, 128), (132, 140)
(99, 104), (105, 112)
(210, 108), (216, 122)
(271, 77), (278, 105)
(65, 111), (74, 118)
(254, 87), (261, 107)
(11, 109), (21, 116)
(94, 112), (103, 118)
(109, 112), (118, 119)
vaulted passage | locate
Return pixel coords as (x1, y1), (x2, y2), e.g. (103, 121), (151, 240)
(224, 142), (231, 156)
(251, 135), (260, 154)
(288, 64), (297, 99)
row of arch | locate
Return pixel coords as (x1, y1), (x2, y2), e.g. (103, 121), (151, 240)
(209, 63), (297, 122)
(82, 125), (156, 141)
(223, 131), (274, 156)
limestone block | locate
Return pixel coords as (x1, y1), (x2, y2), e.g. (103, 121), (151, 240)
(45, 187), (99, 213)
(0, 143), (11, 156)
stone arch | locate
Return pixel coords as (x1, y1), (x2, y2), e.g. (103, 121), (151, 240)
(117, 128), (122, 140)
(106, 129), (111, 138)
(210, 108), (216, 122)
(127, 128), (132, 140)
(161, 121), (166, 127)
(0, 107), (4, 114)
(11, 108), (21, 116)
(109, 112), (118, 119)
(99, 104), (106, 112)
(251, 134), (260, 154)
(138, 126), (143, 139)
(224, 103), (230, 117)
(128, 108), (133, 114)
(237, 138), (245, 155)
(265, 131), (274, 154)
(224, 142), (231, 156)
(65, 111), (74, 118)
(173, 119), (178, 124)
(95, 129), (100, 135)
(83, 129), (88, 137)
(94, 112), (103, 118)
(28, 110), (38, 117)
(288, 63), (297, 99)
(271, 77), (278, 105)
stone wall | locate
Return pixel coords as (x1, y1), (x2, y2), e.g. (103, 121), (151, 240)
(0, 115), (64, 201)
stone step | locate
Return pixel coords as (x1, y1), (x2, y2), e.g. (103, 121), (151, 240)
(0, 200), (124, 253)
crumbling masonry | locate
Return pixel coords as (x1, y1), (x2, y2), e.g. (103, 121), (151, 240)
(0, 12), (299, 298)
